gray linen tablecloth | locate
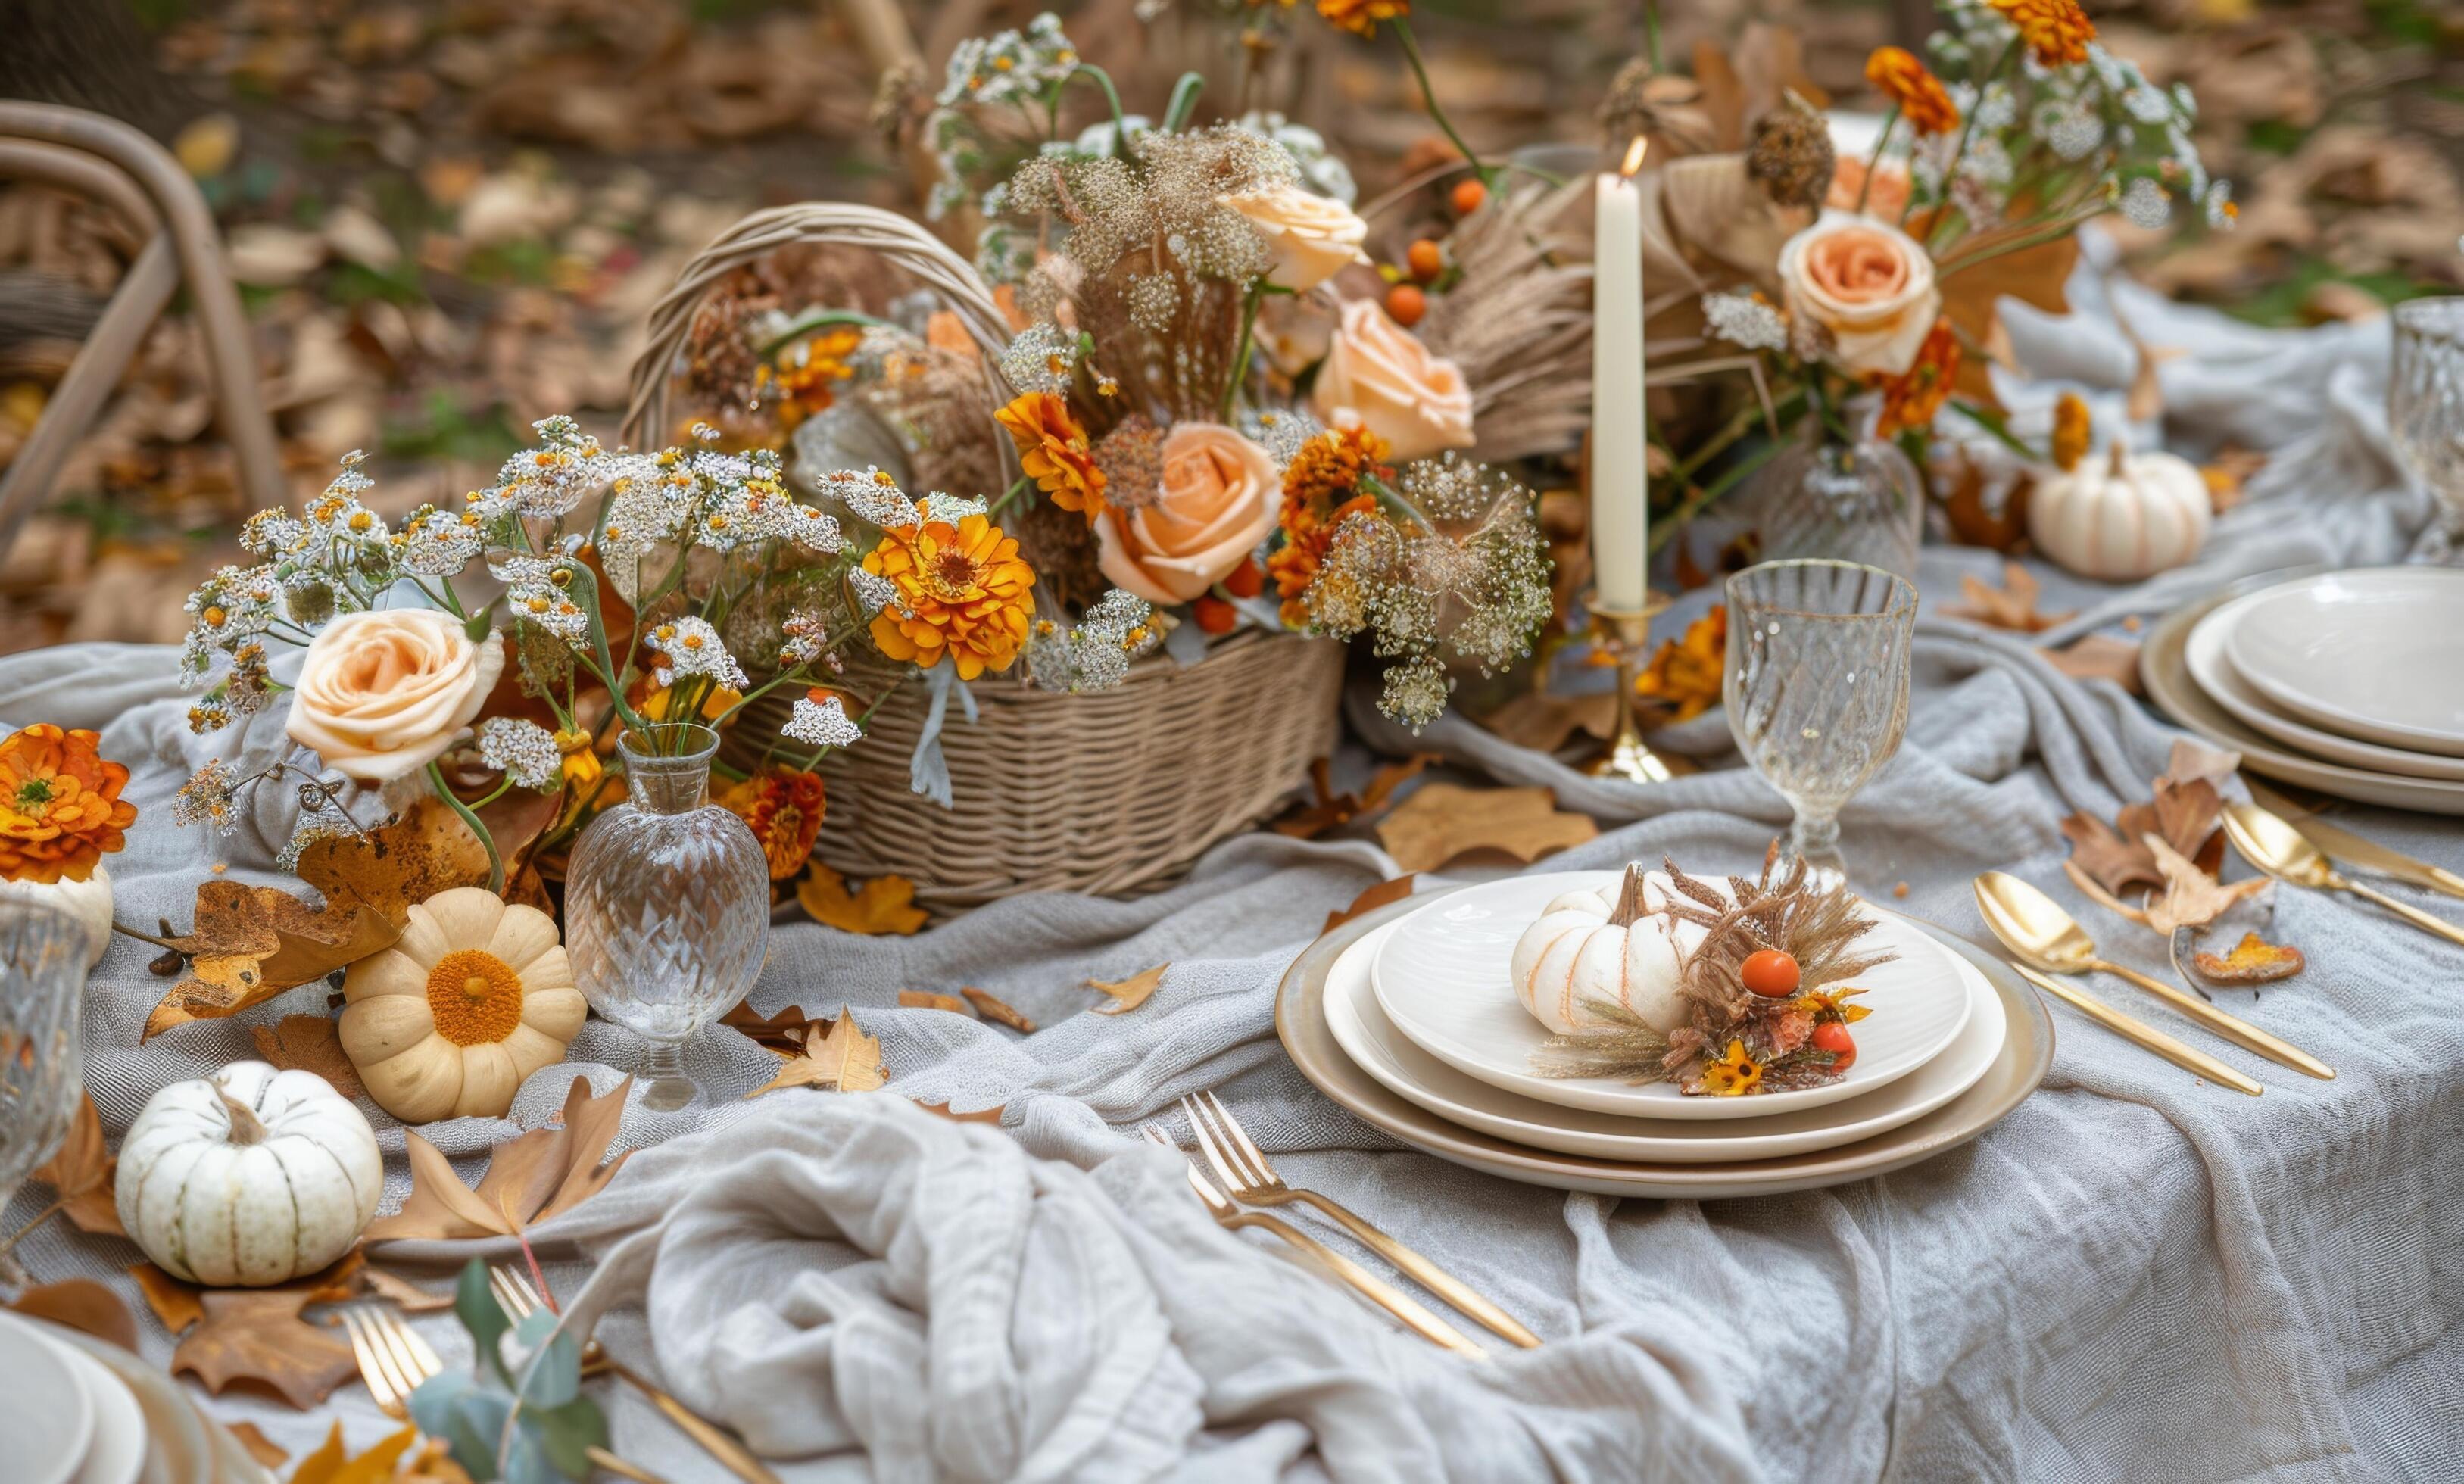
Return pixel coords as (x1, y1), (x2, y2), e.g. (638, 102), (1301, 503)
(4, 236), (2459, 1481)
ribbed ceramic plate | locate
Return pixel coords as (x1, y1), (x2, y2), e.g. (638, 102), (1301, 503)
(1331, 918), (2006, 1161)
(1370, 871), (1971, 1119)
(2143, 575), (2464, 816)
(2185, 594), (2464, 781)
(2222, 567), (2464, 756)
(1277, 885), (2054, 1199)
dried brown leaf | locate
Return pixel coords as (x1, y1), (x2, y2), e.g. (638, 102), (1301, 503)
(1088, 964), (1168, 1016)
(295, 793), (547, 931)
(961, 987), (1034, 1032)
(1948, 562), (2073, 633)
(144, 883), (399, 1040)
(747, 1011), (887, 1096)
(1942, 458), (2033, 553)
(250, 1014), (364, 1100)
(365, 1076), (633, 1242)
(1375, 783), (1598, 873)
(1324, 874), (1418, 935)
(913, 1099), (1005, 1125)
(722, 1000), (825, 1051)
(2047, 634), (2142, 695)
(30, 1090), (120, 1236)
(170, 1252), (367, 1410)
(1274, 755), (1436, 839)
(362, 1265), (454, 1313)
(2194, 931), (2306, 984)
(131, 1262), (204, 1334)
(7, 1279), (139, 1352)
(227, 1421), (291, 1470)
(898, 990), (977, 1016)
(1475, 689), (1617, 753)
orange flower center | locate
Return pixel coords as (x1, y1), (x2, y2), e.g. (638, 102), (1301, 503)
(926, 547), (982, 600)
(426, 949), (525, 1046)
(11, 775), (56, 818)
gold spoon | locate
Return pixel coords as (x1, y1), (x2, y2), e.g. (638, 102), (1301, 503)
(2005, 962), (2262, 1096)
(1974, 871), (2333, 1081)
(2222, 803), (2464, 951)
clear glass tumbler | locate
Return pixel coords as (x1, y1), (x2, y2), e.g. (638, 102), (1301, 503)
(1723, 559), (1919, 887)
(1, 899), (90, 1282)
(2389, 297), (2464, 563)
(563, 723), (771, 1111)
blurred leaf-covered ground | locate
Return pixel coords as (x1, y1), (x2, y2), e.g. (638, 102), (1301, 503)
(0, 0), (2456, 652)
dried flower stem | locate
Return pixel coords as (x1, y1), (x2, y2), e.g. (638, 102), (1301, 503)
(1393, 20), (1489, 184)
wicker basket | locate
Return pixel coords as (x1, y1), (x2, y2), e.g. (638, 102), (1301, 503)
(626, 203), (1346, 912)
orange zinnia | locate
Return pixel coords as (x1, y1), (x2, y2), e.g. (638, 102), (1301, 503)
(865, 513), (1037, 681)
(730, 767), (828, 881)
(0, 725), (137, 884)
(1871, 319), (1960, 439)
(1987, 0), (2094, 67)
(995, 392), (1106, 522)
(1315, 0), (1408, 36)
(1865, 47), (1960, 136)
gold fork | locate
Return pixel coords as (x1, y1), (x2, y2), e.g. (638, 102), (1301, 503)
(337, 1300), (665, 1483)
(1179, 1090), (1542, 1349)
(489, 1266), (784, 1484)
(1139, 1125), (1490, 1361)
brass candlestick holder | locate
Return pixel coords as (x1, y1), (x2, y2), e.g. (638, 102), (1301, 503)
(1583, 588), (1685, 785)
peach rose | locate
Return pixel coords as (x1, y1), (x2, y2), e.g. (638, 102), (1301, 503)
(1311, 298), (1476, 461)
(1219, 184), (1371, 293)
(288, 608), (506, 782)
(1095, 422), (1280, 605)
(1776, 214), (1941, 377)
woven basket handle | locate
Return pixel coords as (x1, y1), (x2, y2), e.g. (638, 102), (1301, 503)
(622, 202), (1019, 453)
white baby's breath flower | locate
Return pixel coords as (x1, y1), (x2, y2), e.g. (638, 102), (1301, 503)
(782, 691), (865, 749)
(1702, 292), (1789, 353)
(2119, 176), (2172, 229)
(172, 759), (244, 835)
(645, 616), (748, 691)
(476, 717), (562, 790)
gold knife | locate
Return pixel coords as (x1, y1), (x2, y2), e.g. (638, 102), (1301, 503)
(2246, 780), (2464, 901)
(2008, 962), (2264, 1096)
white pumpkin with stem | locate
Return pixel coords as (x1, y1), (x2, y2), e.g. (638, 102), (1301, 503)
(338, 887), (585, 1124)
(114, 1061), (382, 1286)
(2026, 436), (2211, 582)
(1509, 865), (1706, 1036)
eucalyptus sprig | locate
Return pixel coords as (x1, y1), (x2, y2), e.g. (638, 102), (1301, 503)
(408, 1260), (610, 1484)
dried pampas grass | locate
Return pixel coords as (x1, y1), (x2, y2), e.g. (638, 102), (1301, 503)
(1412, 176), (1596, 464)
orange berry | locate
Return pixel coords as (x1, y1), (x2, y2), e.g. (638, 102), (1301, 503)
(1450, 177), (1487, 216)
(1405, 238), (1444, 281)
(1811, 1021), (1857, 1071)
(1221, 559), (1265, 599)
(1193, 594), (1238, 634)
(1385, 282), (1428, 327)
(1740, 949), (1801, 999)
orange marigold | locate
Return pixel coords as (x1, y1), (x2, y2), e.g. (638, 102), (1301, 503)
(1871, 319), (1960, 439)
(1315, 0), (1408, 36)
(995, 392), (1106, 522)
(1865, 47), (1960, 136)
(1268, 422), (1393, 625)
(729, 766), (828, 881)
(0, 724), (137, 884)
(865, 513), (1037, 681)
(1987, 0), (2094, 67)
(1267, 493), (1377, 627)
(2051, 391), (2092, 472)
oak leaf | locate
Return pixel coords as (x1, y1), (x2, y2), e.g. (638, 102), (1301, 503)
(1375, 782), (1598, 873)
(295, 791), (555, 929)
(1324, 874), (1418, 935)
(167, 1251), (366, 1411)
(289, 1422), (418, 1484)
(722, 1000), (825, 1051)
(747, 1011), (887, 1096)
(250, 1014), (365, 1100)
(2065, 836), (2269, 937)
(30, 1090), (121, 1235)
(1089, 964), (1168, 1015)
(2194, 931), (2306, 984)
(132, 1261), (205, 1333)
(7, 1279), (139, 1351)
(1273, 754), (1435, 839)
(1474, 689), (1616, 754)
(797, 865), (928, 934)
(365, 1076), (633, 1242)
(144, 882), (398, 1040)
(1948, 562), (2073, 633)
(898, 990), (976, 1016)
(961, 987), (1034, 1032)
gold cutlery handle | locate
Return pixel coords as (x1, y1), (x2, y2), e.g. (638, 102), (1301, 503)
(2095, 961), (2335, 1081)
(1288, 1189), (1541, 1348)
(608, 1361), (787, 1484)
(586, 1446), (668, 1483)
(2014, 965), (2263, 1096)
(1227, 1210), (1492, 1361)
(2427, 865), (2464, 901)
(2341, 881), (2464, 949)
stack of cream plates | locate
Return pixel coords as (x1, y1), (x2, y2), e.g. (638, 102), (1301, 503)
(2144, 567), (2464, 815)
(1276, 871), (2052, 1199)
(0, 1311), (273, 1484)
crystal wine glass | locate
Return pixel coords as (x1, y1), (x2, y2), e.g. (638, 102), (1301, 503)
(1723, 559), (1919, 887)
(2390, 296), (2464, 564)
(1, 898), (90, 1281)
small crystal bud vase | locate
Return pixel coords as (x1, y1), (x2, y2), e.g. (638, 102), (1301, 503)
(563, 723), (770, 1111)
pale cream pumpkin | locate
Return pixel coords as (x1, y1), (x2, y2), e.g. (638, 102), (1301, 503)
(2026, 439), (2211, 582)
(114, 1061), (382, 1286)
(338, 887), (585, 1123)
(1508, 865), (1705, 1036)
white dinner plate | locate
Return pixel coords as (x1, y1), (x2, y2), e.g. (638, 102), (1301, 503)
(2222, 567), (2464, 757)
(43, 1322), (213, 1484)
(2186, 594), (2464, 781)
(1370, 870), (1973, 1120)
(33, 1329), (147, 1484)
(1332, 919), (2007, 1161)
(0, 1311), (95, 1484)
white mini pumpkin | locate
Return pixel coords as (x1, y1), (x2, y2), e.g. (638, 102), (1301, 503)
(2027, 439), (2211, 582)
(338, 887), (585, 1124)
(114, 1060), (382, 1286)
(0, 859), (113, 968)
(1508, 866), (1707, 1036)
